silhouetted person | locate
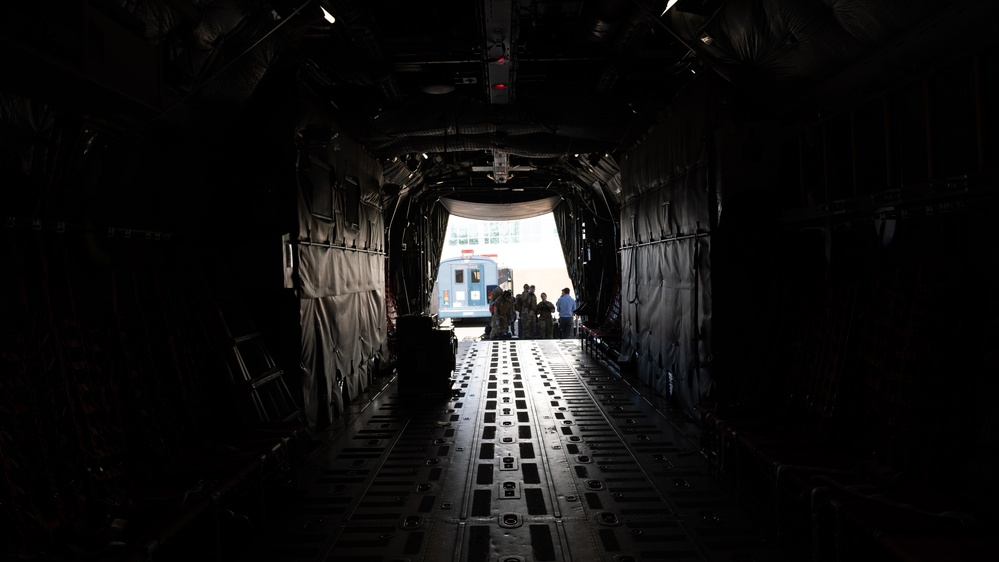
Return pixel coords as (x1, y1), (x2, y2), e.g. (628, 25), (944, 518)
(526, 285), (539, 337)
(537, 292), (555, 338)
(490, 287), (514, 338)
(517, 283), (537, 338)
(515, 283), (529, 337)
(556, 287), (575, 338)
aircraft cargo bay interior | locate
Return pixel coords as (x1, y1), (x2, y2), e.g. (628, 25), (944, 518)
(2, 1), (998, 560)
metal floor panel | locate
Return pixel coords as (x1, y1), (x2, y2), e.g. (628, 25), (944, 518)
(245, 340), (778, 561)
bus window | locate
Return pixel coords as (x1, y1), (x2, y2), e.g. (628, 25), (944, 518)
(471, 269), (481, 283)
(455, 269), (464, 284)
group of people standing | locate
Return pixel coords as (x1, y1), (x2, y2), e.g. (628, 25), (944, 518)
(487, 283), (575, 340)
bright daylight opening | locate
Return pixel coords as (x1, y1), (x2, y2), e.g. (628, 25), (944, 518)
(432, 213), (572, 339)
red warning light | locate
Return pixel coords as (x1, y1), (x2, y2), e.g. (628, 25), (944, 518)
(492, 83), (507, 90)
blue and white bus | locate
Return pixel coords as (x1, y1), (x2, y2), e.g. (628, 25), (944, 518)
(437, 254), (502, 320)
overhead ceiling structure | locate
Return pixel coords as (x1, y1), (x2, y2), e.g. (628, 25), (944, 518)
(1, 0), (970, 220)
(288, 0), (963, 218)
(299, 0), (703, 216)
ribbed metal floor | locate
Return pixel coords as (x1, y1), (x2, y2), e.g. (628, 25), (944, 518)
(245, 340), (778, 561)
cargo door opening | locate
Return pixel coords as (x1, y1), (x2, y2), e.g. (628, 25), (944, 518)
(434, 214), (572, 339)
